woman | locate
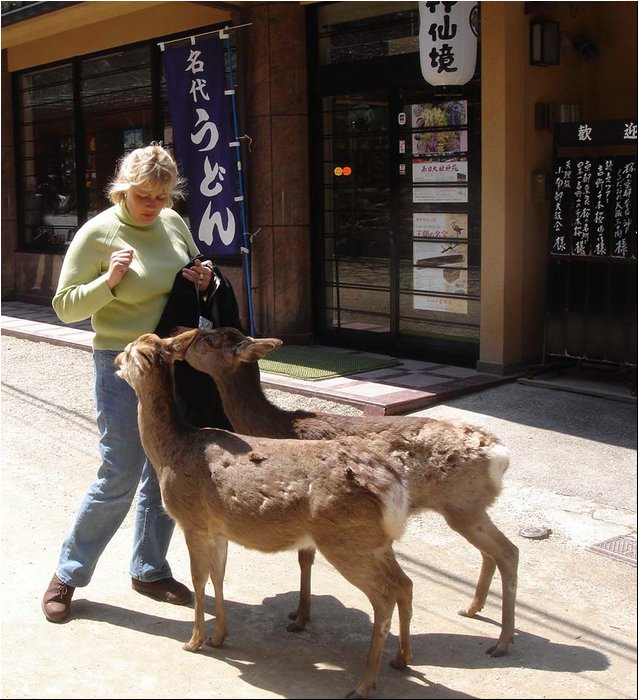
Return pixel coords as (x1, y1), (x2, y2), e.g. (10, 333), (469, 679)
(42, 143), (217, 622)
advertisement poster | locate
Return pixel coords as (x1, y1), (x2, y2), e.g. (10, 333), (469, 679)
(413, 159), (468, 183)
(413, 213), (468, 313)
(412, 130), (468, 156)
(411, 100), (468, 128)
(413, 212), (467, 239)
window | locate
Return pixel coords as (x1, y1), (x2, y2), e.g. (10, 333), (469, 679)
(317, 1), (419, 65)
(15, 48), (156, 251)
(80, 47), (153, 217)
(17, 63), (76, 249)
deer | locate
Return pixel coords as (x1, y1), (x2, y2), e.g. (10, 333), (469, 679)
(115, 332), (414, 699)
(174, 326), (519, 658)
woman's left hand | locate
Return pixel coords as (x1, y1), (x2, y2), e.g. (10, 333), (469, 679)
(182, 258), (213, 293)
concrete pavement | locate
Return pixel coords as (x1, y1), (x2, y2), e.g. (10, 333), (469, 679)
(1, 327), (636, 699)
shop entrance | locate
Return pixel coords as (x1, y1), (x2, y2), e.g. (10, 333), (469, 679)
(313, 83), (481, 365)
(308, 1), (481, 364)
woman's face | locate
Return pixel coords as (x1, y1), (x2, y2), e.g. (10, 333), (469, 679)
(125, 185), (169, 225)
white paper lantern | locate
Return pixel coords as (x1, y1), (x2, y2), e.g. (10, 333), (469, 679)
(419, 1), (479, 86)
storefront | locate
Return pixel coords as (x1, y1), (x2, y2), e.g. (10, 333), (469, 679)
(2, 1), (636, 373)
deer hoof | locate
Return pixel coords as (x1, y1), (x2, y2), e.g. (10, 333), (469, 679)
(458, 603), (482, 617)
(205, 633), (227, 648)
(389, 653), (410, 670)
(183, 639), (202, 652)
(286, 619), (306, 633)
(486, 644), (506, 657)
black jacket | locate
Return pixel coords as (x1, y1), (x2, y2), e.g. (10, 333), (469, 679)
(154, 254), (244, 429)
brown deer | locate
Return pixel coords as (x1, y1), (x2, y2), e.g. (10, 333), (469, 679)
(115, 332), (413, 699)
(175, 326), (518, 658)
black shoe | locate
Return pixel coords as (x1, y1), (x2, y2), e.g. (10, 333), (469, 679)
(131, 576), (192, 605)
(42, 574), (75, 623)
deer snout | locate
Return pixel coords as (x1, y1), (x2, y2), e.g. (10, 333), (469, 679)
(114, 348), (129, 380)
(114, 350), (126, 370)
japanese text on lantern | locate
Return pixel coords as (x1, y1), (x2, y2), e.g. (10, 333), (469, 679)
(425, 1), (459, 74)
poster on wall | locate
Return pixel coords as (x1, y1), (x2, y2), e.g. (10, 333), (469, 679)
(411, 100), (468, 128)
(413, 213), (468, 314)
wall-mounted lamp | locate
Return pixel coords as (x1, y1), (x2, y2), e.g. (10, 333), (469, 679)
(530, 19), (560, 66)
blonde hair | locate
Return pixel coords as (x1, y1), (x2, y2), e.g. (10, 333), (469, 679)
(106, 142), (186, 206)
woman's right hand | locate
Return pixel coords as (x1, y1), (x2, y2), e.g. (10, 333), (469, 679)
(106, 249), (134, 289)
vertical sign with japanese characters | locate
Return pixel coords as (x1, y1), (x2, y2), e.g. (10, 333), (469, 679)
(551, 155), (636, 258)
(550, 158), (573, 255)
(571, 158), (594, 255)
(418, 1), (479, 86)
(612, 157), (636, 258)
(163, 38), (240, 255)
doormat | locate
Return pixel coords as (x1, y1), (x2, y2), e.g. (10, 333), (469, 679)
(258, 345), (401, 381)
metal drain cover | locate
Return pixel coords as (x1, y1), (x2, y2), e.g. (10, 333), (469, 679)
(589, 534), (637, 566)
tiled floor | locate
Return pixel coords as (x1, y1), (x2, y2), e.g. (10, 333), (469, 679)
(1, 300), (510, 415)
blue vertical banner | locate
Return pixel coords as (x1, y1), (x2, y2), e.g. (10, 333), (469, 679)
(162, 37), (240, 255)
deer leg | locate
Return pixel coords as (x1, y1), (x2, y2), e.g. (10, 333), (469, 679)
(388, 558), (413, 671)
(446, 510), (519, 656)
(183, 532), (214, 652)
(459, 553), (497, 617)
(320, 545), (412, 699)
(287, 547), (315, 632)
(205, 535), (229, 648)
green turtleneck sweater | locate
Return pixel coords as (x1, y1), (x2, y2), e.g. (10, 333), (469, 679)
(52, 202), (200, 350)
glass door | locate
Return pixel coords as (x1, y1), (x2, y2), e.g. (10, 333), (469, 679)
(317, 87), (480, 363)
(310, 0), (481, 363)
(321, 93), (393, 335)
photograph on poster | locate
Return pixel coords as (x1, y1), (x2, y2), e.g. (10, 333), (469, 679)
(413, 253), (467, 314)
(411, 100), (468, 128)
(413, 187), (468, 203)
(413, 212), (468, 239)
(412, 130), (468, 156)
(413, 159), (468, 183)
(413, 257), (468, 313)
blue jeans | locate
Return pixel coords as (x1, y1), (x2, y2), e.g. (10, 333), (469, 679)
(56, 349), (175, 587)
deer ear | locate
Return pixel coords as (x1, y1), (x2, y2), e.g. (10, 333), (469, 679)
(238, 337), (283, 363)
(163, 329), (199, 360)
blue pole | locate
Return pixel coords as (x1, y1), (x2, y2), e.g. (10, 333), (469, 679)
(223, 31), (256, 336)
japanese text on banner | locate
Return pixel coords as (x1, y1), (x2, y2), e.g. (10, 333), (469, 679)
(163, 38), (240, 255)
